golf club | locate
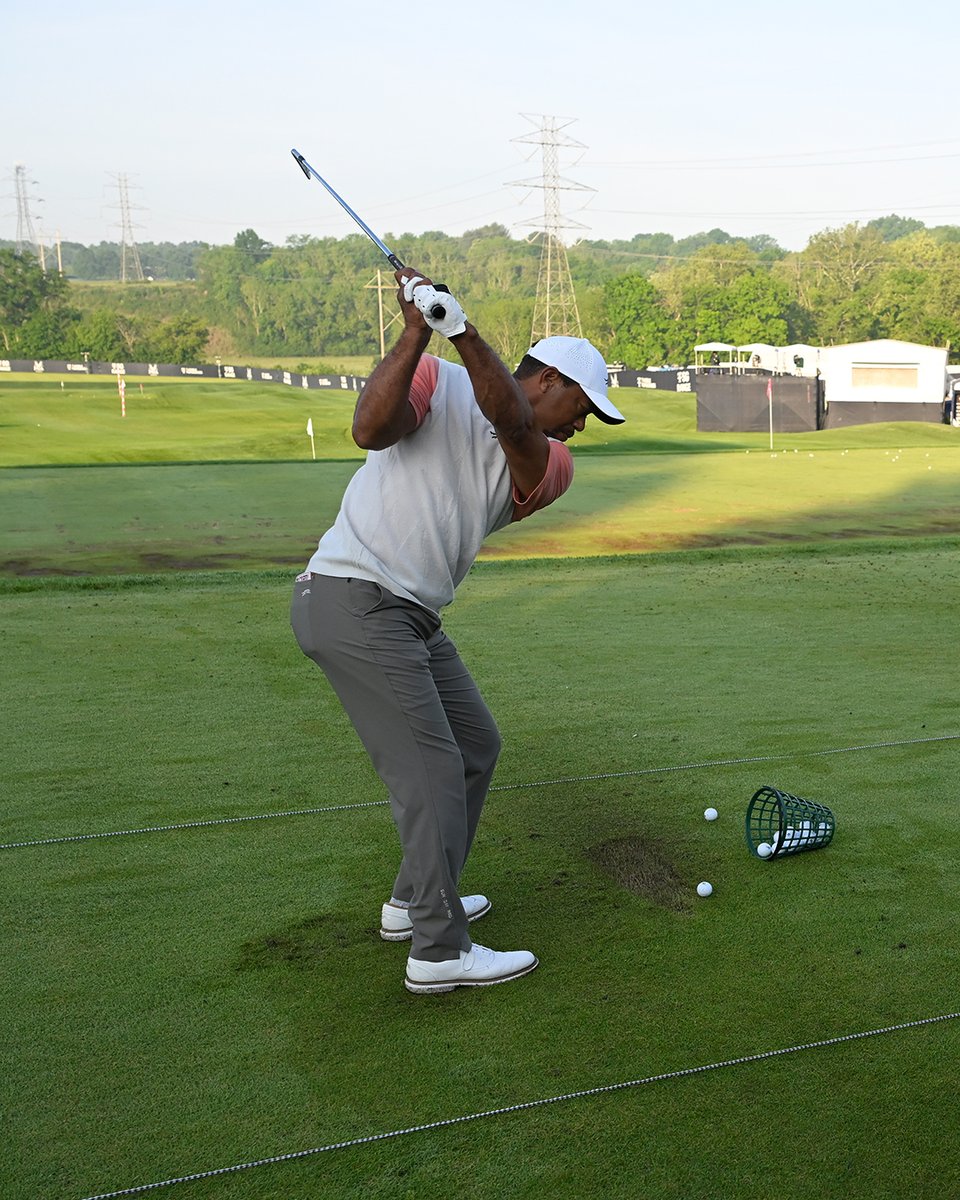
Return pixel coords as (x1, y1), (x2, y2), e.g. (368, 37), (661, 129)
(290, 148), (447, 319)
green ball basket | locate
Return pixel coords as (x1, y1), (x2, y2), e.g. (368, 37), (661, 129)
(745, 785), (835, 859)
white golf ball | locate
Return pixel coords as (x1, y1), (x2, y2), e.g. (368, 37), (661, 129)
(696, 881), (713, 897)
(703, 807), (718, 821)
(757, 843), (773, 858)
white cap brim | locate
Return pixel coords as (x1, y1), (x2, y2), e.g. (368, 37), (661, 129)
(584, 387), (625, 425)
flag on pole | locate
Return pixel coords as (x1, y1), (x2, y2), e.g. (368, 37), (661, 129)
(306, 416), (316, 461)
(118, 374), (126, 418)
(766, 377), (773, 450)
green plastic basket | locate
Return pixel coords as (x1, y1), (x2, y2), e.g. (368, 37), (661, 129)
(745, 785), (835, 859)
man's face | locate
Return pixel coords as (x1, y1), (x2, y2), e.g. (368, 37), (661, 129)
(529, 372), (594, 442)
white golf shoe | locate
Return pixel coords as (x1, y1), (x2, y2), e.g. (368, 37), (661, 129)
(404, 943), (538, 994)
(379, 895), (491, 942)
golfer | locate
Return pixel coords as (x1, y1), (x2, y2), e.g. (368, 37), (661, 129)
(291, 269), (624, 994)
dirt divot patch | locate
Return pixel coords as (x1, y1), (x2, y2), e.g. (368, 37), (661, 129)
(586, 834), (690, 912)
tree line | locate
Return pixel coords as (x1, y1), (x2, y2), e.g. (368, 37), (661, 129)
(0, 239), (207, 282)
(2, 215), (959, 367)
(0, 251), (208, 363)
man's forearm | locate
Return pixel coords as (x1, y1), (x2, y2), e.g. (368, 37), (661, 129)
(451, 326), (534, 440)
(352, 324), (431, 449)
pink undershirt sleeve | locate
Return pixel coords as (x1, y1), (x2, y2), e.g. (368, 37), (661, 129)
(512, 440), (574, 521)
(408, 355), (439, 425)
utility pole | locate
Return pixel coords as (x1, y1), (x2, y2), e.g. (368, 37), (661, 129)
(510, 115), (593, 344)
(14, 164), (41, 260)
(111, 173), (145, 282)
(364, 268), (402, 361)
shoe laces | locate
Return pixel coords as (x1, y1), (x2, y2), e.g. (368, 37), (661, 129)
(468, 943), (496, 968)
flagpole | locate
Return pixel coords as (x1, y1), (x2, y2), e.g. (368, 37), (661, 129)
(306, 417), (316, 460)
(767, 376), (773, 450)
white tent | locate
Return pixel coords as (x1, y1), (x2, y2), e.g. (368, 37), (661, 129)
(694, 342), (737, 371)
(737, 343), (777, 371)
(778, 344), (820, 377)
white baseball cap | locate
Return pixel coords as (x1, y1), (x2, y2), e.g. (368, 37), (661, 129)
(526, 336), (625, 424)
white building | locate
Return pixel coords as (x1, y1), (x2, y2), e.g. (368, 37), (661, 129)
(818, 338), (948, 404)
(816, 338), (949, 427)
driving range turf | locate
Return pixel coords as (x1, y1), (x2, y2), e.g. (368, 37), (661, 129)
(2, 376), (959, 1198)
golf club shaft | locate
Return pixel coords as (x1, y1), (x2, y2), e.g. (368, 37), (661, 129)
(290, 148), (447, 319)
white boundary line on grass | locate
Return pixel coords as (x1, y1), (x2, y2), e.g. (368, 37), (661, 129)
(78, 1010), (960, 1200)
(3, 732), (958, 852)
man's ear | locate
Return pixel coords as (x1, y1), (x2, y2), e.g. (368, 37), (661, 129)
(539, 366), (561, 392)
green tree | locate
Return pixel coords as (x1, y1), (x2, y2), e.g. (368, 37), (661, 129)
(66, 309), (128, 361)
(603, 273), (671, 368)
(141, 315), (210, 363)
(871, 233), (960, 349)
(233, 229), (272, 258)
(783, 223), (888, 343)
(865, 214), (925, 243)
(12, 305), (80, 357)
(0, 249), (71, 353)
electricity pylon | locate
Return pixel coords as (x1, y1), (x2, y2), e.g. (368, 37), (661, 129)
(14, 164), (41, 259)
(511, 115), (594, 343)
(112, 173), (145, 282)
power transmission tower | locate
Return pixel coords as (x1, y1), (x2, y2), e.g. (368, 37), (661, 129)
(14, 164), (41, 259)
(511, 115), (594, 343)
(111, 173), (145, 282)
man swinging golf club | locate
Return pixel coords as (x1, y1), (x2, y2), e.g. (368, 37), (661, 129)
(291, 269), (625, 994)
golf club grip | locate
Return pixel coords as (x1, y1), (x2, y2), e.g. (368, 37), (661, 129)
(395, 263), (448, 320)
(430, 283), (449, 321)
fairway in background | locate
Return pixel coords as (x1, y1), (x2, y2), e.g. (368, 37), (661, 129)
(2, 377), (959, 574)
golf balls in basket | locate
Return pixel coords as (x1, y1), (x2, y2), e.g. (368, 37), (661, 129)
(703, 807), (718, 821)
(696, 881), (713, 897)
(756, 843), (773, 858)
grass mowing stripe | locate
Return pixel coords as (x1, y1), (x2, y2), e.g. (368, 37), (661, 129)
(4, 731), (957, 852)
(78, 1010), (960, 1200)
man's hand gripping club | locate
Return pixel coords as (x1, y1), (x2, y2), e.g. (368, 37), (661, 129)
(400, 273), (468, 339)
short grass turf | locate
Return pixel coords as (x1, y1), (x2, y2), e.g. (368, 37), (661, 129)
(2, 549), (959, 1199)
(3, 444), (960, 576)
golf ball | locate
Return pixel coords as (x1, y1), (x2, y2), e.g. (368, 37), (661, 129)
(696, 881), (713, 897)
(757, 843), (773, 858)
(704, 807), (718, 821)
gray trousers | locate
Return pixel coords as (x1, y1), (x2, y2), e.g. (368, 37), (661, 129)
(290, 575), (501, 961)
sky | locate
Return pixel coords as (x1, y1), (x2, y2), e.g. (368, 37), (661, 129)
(4, 0), (960, 256)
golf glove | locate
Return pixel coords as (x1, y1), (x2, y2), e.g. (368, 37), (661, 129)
(416, 286), (467, 338)
(401, 275), (467, 338)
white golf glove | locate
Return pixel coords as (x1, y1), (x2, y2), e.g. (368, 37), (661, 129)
(401, 275), (467, 338)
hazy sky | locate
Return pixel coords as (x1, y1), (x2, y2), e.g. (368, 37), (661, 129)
(4, 0), (959, 255)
